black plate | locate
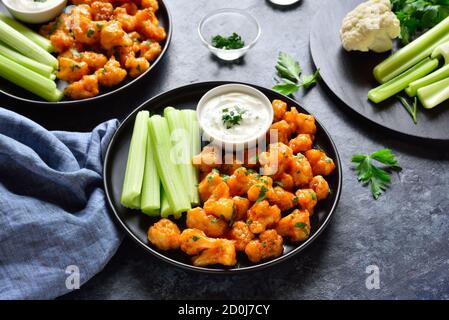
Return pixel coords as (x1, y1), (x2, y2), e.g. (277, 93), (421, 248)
(0, 1), (172, 105)
(310, 0), (449, 142)
(103, 81), (342, 273)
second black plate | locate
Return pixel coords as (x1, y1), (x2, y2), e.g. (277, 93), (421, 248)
(0, 0), (172, 106)
(310, 0), (449, 142)
(103, 81), (342, 273)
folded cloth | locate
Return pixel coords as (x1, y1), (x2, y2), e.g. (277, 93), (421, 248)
(0, 107), (123, 300)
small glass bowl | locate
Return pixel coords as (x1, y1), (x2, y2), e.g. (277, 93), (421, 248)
(198, 8), (261, 61)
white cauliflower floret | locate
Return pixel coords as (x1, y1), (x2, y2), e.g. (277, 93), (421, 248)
(340, 0), (401, 53)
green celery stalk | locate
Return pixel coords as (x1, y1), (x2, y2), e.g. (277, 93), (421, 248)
(406, 64), (449, 97)
(368, 58), (439, 103)
(0, 19), (57, 68)
(182, 109), (200, 205)
(373, 18), (449, 83)
(121, 111), (150, 209)
(160, 186), (179, 219)
(163, 107), (190, 199)
(0, 53), (62, 102)
(140, 121), (160, 216)
(0, 42), (55, 79)
(0, 14), (54, 52)
(149, 115), (191, 215)
(417, 77), (449, 109)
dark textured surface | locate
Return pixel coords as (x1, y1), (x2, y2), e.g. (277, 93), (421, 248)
(1, 0), (448, 299)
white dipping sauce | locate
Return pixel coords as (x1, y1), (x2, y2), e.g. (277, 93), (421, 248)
(4, 0), (60, 11)
(200, 92), (271, 143)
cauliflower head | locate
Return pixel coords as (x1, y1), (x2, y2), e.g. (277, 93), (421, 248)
(340, 0), (401, 53)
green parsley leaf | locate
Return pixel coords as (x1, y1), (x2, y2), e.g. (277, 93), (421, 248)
(86, 28), (95, 38)
(294, 222), (309, 236)
(222, 105), (246, 129)
(272, 79), (301, 96)
(211, 32), (245, 50)
(352, 149), (401, 199)
(392, 0), (449, 45)
(276, 51), (302, 82)
(256, 185), (269, 203)
(301, 69), (321, 89)
(229, 208), (235, 227)
(192, 236), (199, 242)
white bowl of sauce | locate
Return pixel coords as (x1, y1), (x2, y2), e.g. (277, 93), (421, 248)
(197, 84), (274, 148)
(3, 0), (67, 24)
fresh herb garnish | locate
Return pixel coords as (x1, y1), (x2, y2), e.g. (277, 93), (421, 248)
(222, 105), (246, 129)
(274, 181), (284, 187)
(192, 236), (200, 242)
(294, 222), (309, 236)
(229, 209), (235, 227)
(273, 52), (320, 96)
(397, 95), (418, 124)
(86, 28), (95, 37)
(256, 185), (269, 203)
(391, 0), (449, 45)
(48, 18), (61, 36)
(352, 149), (402, 199)
(211, 32), (245, 50)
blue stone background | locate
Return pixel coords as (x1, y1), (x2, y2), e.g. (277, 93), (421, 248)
(2, 0), (448, 299)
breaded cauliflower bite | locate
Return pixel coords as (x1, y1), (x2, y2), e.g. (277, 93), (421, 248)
(245, 230), (283, 263)
(246, 200), (281, 234)
(276, 209), (311, 242)
(180, 229), (237, 267)
(227, 221), (254, 251)
(309, 175), (330, 200)
(186, 207), (228, 238)
(305, 149), (336, 176)
(148, 218), (181, 251)
(192, 239), (236, 267)
(179, 229), (217, 255)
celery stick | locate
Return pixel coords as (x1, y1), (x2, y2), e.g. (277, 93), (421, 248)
(149, 115), (191, 215)
(406, 64), (449, 97)
(182, 109), (200, 205)
(417, 77), (449, 109)
(373, 19), (449, 83)
(0, 53), (62, 102)
(140, 122), (160, 216)
(121, 111), (149, 209)
(0, 14), (54, 53)
(368, 58), (439, 104)
(0, 19), (57, 68)
(0, 42), (55, 79)
(160, 186), (179, 219)
(163, 107), (191, 199)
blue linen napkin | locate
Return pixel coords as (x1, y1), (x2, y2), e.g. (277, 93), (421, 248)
(0, 107), (123, 299)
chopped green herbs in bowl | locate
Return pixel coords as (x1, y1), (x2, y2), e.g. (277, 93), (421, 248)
(212, 33), (245, 50)
(198, 9), (260, 61)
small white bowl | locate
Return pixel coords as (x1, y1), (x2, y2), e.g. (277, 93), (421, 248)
(3, 0), (67, 24)
(197, 84), (273, 149)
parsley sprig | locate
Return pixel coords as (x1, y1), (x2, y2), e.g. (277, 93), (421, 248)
(273, 52), (320, 96)
(392, 0), (449, 44)
(211, 33), (245, 50)
(352, 149), (401, 199)
(221, 105), (246, 129)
